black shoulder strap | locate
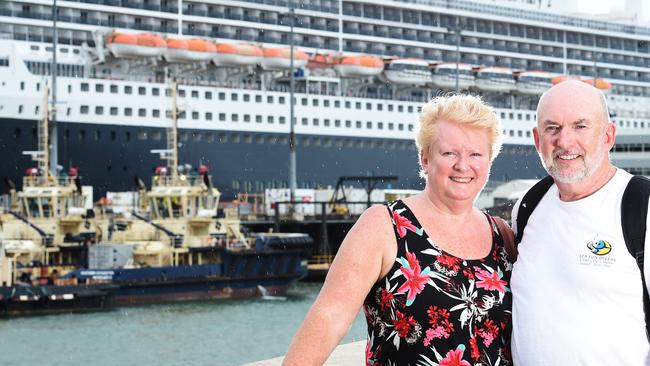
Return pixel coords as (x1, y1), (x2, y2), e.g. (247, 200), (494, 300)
(621, 175), (650, 341)
(514, 176), (554, 245)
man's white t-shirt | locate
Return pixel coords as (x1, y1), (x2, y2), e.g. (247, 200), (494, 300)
(511, 169), (650, 365)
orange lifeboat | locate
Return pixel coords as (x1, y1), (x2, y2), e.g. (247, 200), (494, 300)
(213, 43), (263, 67)
(164, 38), (216, 62)
(307, 53), (334, 69)
(551, 75), (580, 85)
(382, 58), (431, 85)
(106, 33), (166, 58)
(333, 55), (383, 77)
(583, 78), (612, 91)
(260, 47), (308, 70)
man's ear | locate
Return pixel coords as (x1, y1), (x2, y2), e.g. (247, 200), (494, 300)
(533, 127), (540, 152)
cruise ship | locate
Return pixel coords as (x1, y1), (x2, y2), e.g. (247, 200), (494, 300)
(0, 0), (649, 200)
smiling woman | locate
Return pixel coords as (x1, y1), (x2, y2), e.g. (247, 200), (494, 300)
(282, 95), (516, 366)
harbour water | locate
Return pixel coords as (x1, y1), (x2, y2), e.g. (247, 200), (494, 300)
(0, 283), (367, 366)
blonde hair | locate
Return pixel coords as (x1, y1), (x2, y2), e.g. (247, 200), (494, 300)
(415, 94), (503, 177)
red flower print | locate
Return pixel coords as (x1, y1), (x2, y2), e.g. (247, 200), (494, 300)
(439, 348), (471, 366)
(476, 319), (500, 347)
(437, 254), (461, 272)
(392, 210), (418, 238)
(392, 310), (417, 338)
(398, 251), (429, 303)
(475, 269), (507, 293)
(469, 336), (480, 361)
(379, 288), (394, 312)
(365, 341), (374, 366)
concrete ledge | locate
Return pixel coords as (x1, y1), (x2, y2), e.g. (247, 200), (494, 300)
(243, 340), (366, 365)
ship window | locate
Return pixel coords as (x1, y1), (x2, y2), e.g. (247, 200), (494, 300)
(255, 95), (262, 103)
(231, 93), (238, 101)
(206, 133), (214, 143)
(526, 131), (531, 138)
(334, 100), (340, 108)
(366, 103), (372, 110)
(81, 83), (89, 92)
(137, 131), (147, 140)
(178, 111), (186, 119)
(256, 115), (262, 123)
(398, 105), (403, 112)
(231, 113), (238, 122)
(345, 101), (351, 108)
(243, 94), (250, 102)
(366, 121), (372, 129)
(152, 88), (160, 96)
(125, 131), (131, 141)
(377, 104), (383, 111)
(509, 130), (514, 137)
(79, 130), (85, 141)
(267, 95), (274, 103)
(36, 82), (40, 92)
(80, 105), (89, 114)
(243, 134), (252, 144)
(408, 124), (414, 131)
(34, 106), (39, 115)
(526, 114), (531, 121)
(95, 106), (103, 115)
(68, 84), (72, 93)
(356, 102), (361, 109)
(110, 84), (118, 93)
(139, 87), (146, 95)
(219, 113), (226, 121)
(96, 84), (104, 93)
(312, 99), (319, 107)
(206, 112), (212, 121)
(153, 109), (160, 118)
(0, 58), (8, 67)
(408, 106), (413, 113)
(178, 89), (186, 98)
(302, 98), (308, 106)
(94, 130), (101, 141)
(279, 96), (286, 104)
(302, 118), (308, 126)
(279, 116), (286, 124)
(255, 136), (264, 144)
(139, 108), (146, 117)
(324, 100), (330, 107)
(388, 123), (394, 130)
(110, 131), (116, 141)
(193, 133), (202, 142)
(509, 113), (514, 119)
(267, 116), (274, 124)
(335, 119), (341, 127)
(356, 121), (362, 128)
(180, 132), (188, 141)
(218, 92), (225, 100)
(500, 112), (506, 119)
(124, 86), (132, 94)
(388, 104), (394, 112)
(66, 107), (71, 116)
(313, 118), (319, 126)
(346, 120), (352, 127)
(13, 128), (20, 139)
(152, 131), (161, 141)
(324, 119), (330, 127)
(244, 114), (251, 122)
(398, 123), (404, 131)
(192, 111), (199, 120)
(189, 90), (197, 98)
(517, 113), (523, 120)
(125, 107), (132, 116)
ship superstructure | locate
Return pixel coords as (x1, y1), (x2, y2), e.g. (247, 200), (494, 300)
(0, 0), (649, 199)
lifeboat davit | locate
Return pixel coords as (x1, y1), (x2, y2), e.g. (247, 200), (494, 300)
(260, 47), (308, 70)
(213, 43), (262, 67)
(164, 38), (217, 63)
(334, 55), (383, 77)
(474, 67), (516, 92)
(515, 71), (553, 95)
(382, 58), (431, 85)
(106, 33), (166, 58)
(431, 63), (475, 89)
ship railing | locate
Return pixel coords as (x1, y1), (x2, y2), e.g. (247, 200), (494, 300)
(22, 175), (80, 188)
(152, 174), (209, 187)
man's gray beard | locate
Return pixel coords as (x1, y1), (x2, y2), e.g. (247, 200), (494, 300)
(539, 148), (607, 184)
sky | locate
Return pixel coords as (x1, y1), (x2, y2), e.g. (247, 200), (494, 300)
(574, 0), (650, 22)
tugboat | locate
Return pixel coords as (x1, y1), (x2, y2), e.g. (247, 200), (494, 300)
(66, 82), (313, 305)
(0, 86), (115, 316)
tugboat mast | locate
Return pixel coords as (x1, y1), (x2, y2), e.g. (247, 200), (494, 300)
(49, 0), (58, 176)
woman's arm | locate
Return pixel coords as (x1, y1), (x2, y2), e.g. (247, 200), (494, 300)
(282, 205), (395, 365)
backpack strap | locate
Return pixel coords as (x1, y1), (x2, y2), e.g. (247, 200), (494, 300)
(621, 175), (650, 341)
(514, 176), (554, 245)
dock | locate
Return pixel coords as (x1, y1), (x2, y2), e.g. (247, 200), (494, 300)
(242, 340), (365, 365)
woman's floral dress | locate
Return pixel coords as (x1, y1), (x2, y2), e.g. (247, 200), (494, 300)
(363, 200), (512, 366)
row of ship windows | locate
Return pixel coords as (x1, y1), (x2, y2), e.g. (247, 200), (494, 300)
(612, 143), (650, 153)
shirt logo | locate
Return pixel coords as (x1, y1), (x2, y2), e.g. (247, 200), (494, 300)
(587, 239), (612, 256)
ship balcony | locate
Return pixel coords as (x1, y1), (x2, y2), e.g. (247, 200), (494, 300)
(162, 5), (179, 13)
